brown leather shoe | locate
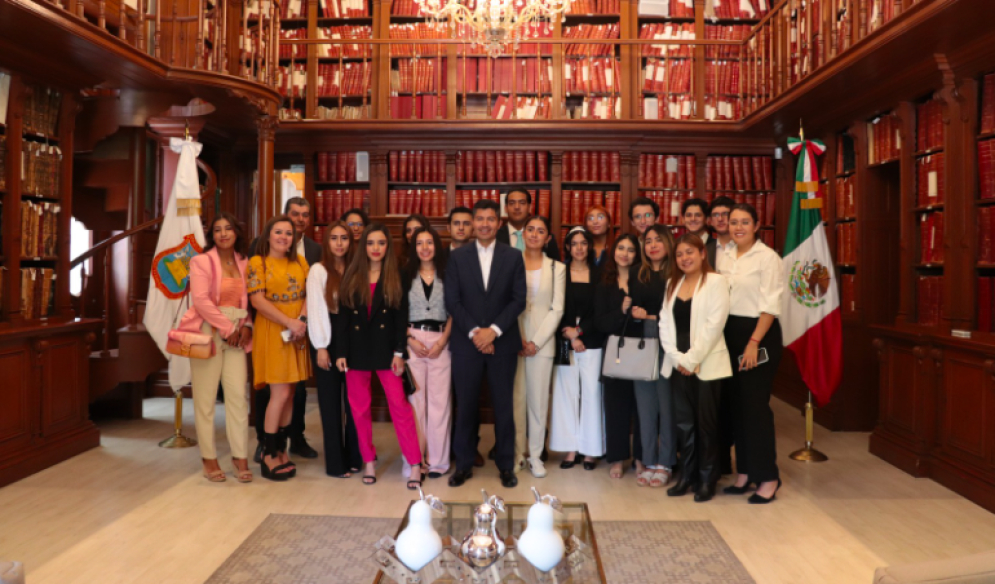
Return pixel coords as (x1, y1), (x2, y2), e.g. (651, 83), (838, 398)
(473, 451), (485, 468)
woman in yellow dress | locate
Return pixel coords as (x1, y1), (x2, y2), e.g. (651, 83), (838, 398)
(246, 215), (310, 481)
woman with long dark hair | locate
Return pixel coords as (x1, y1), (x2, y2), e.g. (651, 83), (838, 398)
(335, 223), (423, 489)
(246, 215), (310, 481)
(584, 205), (613, 267)
(306, 221), (364, 478)
(180, 212), (253, 483)
(400, 214), (432, 267)
(403, 226), (453, 479)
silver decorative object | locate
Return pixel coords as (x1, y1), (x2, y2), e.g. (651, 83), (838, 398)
(459, 489), (507, 568)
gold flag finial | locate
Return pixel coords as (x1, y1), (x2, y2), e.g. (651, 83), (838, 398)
(799, 119), (805, 142)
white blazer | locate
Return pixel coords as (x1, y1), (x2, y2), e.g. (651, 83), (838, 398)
(518, 256), (566, 358)
(658, 272), (733, 381)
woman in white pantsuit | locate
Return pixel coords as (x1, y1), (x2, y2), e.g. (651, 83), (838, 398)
(514, 215), (566, 478)
(549, 227), (605, 469)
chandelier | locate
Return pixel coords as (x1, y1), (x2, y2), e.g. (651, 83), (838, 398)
(413, 0), (571, 58)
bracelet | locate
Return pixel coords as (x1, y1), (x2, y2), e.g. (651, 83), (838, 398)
(749, 337), (762, 344)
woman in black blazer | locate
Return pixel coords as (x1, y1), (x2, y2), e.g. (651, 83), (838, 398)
(335, 223), (423, 489)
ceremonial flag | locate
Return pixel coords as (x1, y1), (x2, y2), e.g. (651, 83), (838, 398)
(782, 136), (842, 406)
(143, 138), (206, 391)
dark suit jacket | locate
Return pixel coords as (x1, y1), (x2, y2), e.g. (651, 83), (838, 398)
(334, 280), (408, 371)
(248, 235), (322, 267)
(445, 241), (527, 357)
(705, 236), (717, 269)
(496, 223), (560, 261)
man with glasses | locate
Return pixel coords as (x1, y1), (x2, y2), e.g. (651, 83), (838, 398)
(705, 196), (736, 269)
(497, 188), (560, 260)
(629, 196), (660, 240)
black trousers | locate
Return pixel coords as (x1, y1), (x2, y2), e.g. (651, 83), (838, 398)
(672, 374), (721, 487)
(724, 315), (782, 483)
(452, 348), (517, 472)
(717, 378), (735, 474)
(603, 377), (643, 464)
(311, 343), (363, 476)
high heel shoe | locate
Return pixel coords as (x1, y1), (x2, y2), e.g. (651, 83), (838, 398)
(666, 476), (698, 497)
(276, 427), (297, 478)
(583, 458), (598, 471)
(694, 483), (717, 503)
(260, 433), (293, 481)
(723, 481), (755, 495)
(748, 479), (781, 504)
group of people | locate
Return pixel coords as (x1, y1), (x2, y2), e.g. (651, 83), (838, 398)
(180, 187), (785, 504)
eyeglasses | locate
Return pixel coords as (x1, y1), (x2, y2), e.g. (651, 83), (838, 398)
(347, 222), (364, 228)
(588, 213), (607, 221)
(634, 213), (655, 221)
(711, 212), (730, 219)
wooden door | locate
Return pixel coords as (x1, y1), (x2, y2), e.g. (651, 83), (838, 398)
(0, 342), (36, 458)
(936, 348), (995, 470)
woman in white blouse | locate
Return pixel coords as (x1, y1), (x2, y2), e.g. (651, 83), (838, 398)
(715, 204), (785, 504)
(659, 233), (731, 502)
(514, 215), (566, 478)
(306, 221), (363, 478)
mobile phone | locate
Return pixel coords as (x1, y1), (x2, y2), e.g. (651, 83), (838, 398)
(281, 329), (293, 343)
(738, 347), (769, 367)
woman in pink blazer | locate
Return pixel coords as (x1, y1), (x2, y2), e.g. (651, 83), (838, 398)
(178, 212), (254, 483)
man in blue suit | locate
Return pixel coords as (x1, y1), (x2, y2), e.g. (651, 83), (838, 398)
(445, 199), (527, 488)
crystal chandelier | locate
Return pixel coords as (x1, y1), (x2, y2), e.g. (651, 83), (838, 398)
(413, 0), (571, 58)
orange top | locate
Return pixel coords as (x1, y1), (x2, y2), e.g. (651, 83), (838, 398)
(219, 277), (243, 308)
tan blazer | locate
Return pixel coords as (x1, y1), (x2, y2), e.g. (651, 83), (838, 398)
(518, 256), (566, 358)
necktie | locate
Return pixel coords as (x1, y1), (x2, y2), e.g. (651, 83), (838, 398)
(513, 230), (525, 252)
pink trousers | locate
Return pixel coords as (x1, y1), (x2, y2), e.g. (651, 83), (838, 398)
(346, 369), (422, 466)
(406, 328), (452, 474)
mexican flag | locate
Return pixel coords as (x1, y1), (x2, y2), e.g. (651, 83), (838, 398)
(782, 137), (842, 407)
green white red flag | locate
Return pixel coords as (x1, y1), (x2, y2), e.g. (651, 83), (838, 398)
(782, 136), (842, 406)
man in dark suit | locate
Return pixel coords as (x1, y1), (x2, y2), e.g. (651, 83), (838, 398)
(496, 188), (560, 260)
(250, 197), (322, 463)
(704, 195), (736, 273)
(680, 197), (711, 263)
(446, 199), (527, 488)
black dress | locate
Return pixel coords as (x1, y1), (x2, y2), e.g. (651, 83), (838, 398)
(594, 279), (643, 464)
(558, 268), (606, 351)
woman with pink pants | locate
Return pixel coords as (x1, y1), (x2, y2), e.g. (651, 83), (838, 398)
(403, 226), (453, 479)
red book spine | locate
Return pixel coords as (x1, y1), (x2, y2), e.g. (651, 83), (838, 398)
(526, 151), (537, 181)
(505, 150), (515, 182)
(538, 189), (550, 218)
(705, 158), (714, 191)
(577, 151), (589, 181)
(561, 190), (571, 224)
(514, 151), (525, 182)
(979, 277), (993, 333)
(538, 152), (549, 181)
(982, 208), (994, 263)
(599, 152), (609, 183)
(571, 191), (583, 225)
(639, 155), (647, 186)
(610, 152), (620, 183)
(315, 191), (326, 223)
(935, 212), (944, 264)
(317, 152), (329, 182)
(466, 151), (476, 182)
(495, 151), (506, 182)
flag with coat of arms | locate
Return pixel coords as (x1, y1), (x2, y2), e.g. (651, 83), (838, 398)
(781, 135), (842, 406)
(143, 137), (206, 391)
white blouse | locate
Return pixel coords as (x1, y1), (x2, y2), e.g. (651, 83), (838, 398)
(526, 268), (542, 301)
(306, 263), (336, 349)
(716, 240), (784, 318)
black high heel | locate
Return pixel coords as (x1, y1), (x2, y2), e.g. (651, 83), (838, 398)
(582, 458), (598, 471)
(748, 479), (782, 504)
(667, 476), (698, 497)
(723, 480), (756, 495)
(277, 426), (297, 478)
(260, 433), (292, 481)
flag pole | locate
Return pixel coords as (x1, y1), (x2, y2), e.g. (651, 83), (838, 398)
(159, 389), (198, 448)
(789, 391), (828, 462)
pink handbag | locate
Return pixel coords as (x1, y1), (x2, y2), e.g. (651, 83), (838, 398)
(166, 329), (216, 359)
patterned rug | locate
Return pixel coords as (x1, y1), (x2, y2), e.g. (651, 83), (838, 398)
(204, 514), (754, 584)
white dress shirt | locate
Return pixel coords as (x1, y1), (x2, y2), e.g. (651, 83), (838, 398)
(306, 263), (334, 349)
(716, 239), (783, 318)
(296, 238), (306, 262)
(469, 239), (502, 339)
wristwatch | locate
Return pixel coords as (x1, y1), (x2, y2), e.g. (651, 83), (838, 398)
(298, 315), (308, 323)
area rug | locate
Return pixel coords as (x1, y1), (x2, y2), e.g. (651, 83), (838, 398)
(204, 514), (754, 584)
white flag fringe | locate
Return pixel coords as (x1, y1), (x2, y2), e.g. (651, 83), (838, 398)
(143, 138), (206, 392)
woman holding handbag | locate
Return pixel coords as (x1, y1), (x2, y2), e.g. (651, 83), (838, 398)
(306, 221), (364, 478)
(549, 227), (605, 470)
(335, 223), (423, 489)
(659, 233), (731, 502)
(403, 226), (452, 480)
(595, 234), (644, 480)
(514, 215), (566, 479)
(246, 215), (310, 481)
(180, 212), (253, 483)
(716, 204), (785, 504)
(629, 224), (676, 488)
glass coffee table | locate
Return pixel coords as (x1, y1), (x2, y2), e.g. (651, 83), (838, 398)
(372, 500), (606, 583)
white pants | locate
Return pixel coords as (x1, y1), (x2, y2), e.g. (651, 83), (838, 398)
(549, 349), (605, 457)
(514, 354), (555, 461)
(190, 325), (249, 460)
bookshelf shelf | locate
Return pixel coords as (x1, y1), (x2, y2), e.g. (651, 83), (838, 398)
(637, 15), (695, 23)
(914, 147), (944, 158)
(317, 16), (374, 24)
(836, 217), (857, 223)
(456, 182), (552, 188)
(388, 182), (446, 188)
(913, 204), (944, 213)
(315, 181), (371, 188)
(975, 198), (995, 207)
(836, 170), (856, 179)
(867, 158), (900, 169)
(21, 132), (58, 144)
(915, 263), (945, 270)
(562, 181), (620, 187)
(19, 257), (59, 263)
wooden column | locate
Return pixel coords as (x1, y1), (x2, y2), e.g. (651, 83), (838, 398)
(56, 94), (81, 319)
(369, 150), (389, 216)
(550, 151), (564, 230)
(2, 75), (25, 324)
(896, 101), (916, 325)
(255, 114), (279, 231)
(445, 150), (457, 208)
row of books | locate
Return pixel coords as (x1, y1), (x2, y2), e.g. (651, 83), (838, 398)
(836, 133), (856, 175)
(388, 95), (447, 119)
(642, 58), (692, 94)
(978, 138), (995, 200)
(637, 0), (695, 18)
(388, 189), (447, 216)
(835, 176), (856, 218)
(706, 0), (770, 19)
(453, 189), (554, 214)
(315, 26), (373, 59)
(840, 273), (858, 314)
(564, 57), (619, 95)
(316, 151), (361, 183)
(389, 150), (445, 183)
(492, 96), (553, 120)
(703, 25), (751, 60)
(314, 105), (369, 119)
(982, 73), (995, 135)
(457, 151), (550, 183)
(561, 191), (622, 225)
(917, 275), (943, 326)
(868, 114), (901, 164)
(391, 0), (432, 16)
(915, 153), (945, 206)
(919, 211), (945, 265)
(391, 58), (448, 94)
(638, 23), (695, 58)
(704, 156), (773, 192)
(643, 190), (694, 225)
(704, 60), (740, 98)
(836, 222), (857, 265)
(22, 83), (61, 137)
(20, 268), (56, 320)
(456, 57), (552, 94)
(562, 24), (620, 56)
(388, 24), (450, 56)
(21, 142), (63, 199)
(638, 154), (696, 189)
(278, 29), (308, 60)
(563, 151), (621, 183)
(702, 95), (742, 121)
(916, 98), (944, 153)
(317, 63), (371, 96)
(977, 207), (995, 264)
(565, 97), (620, 120)
(314, 189), (370, 224)
(320, 0), (369, 18)
(20, 201), (60, 258)
(642, 95), (693, 120)
(458, 23), (553, 56)
(867, 0), (902, 34)
(702, 191), (776, 224)
(566, 0), (620, 14)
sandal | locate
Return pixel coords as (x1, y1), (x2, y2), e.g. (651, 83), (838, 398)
(231, 458), (253, 483)
(406, 478), (423, 490)
(636, 470), (654, 487)
(650, 469), (671, 488)
(202, 459), (226, 483)
(363, 475), (377, 485)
